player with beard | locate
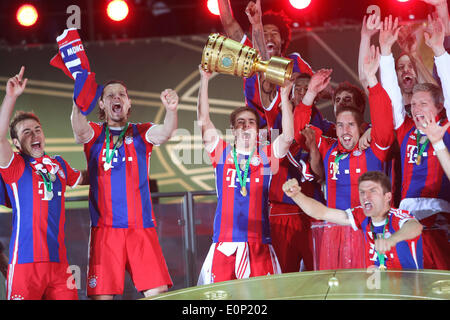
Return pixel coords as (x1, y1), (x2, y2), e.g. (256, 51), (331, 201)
(293, 46), (396, 269)
(218, 0), (314, 129)
(283, 171), (424, 270)
(71, 80), (178, 299)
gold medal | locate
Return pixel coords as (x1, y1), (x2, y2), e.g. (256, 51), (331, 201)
(240, 186), (247, 197)
(379, 264), (386, 271)
(49, 173), (56, 182)
(44, 189), (54, 201)
(415, 155), (421, 166)
(103, 161), (112, 171)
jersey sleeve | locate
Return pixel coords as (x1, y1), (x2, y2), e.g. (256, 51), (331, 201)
(293, 102), (313, 143)
(380, 54), (405, 130)
(434, 51), (450, 119)
(84, 122), (104, 148)
(139, 122), (159, 146)
(368, 83), (395, 162)
(207, 137), (227, 169)
(0, 153), (25, 184)
(345, 207), (364, 231)
(390, 209), (416, 231)
(290, 52), (314, 75)
(58, 157), (82, 188)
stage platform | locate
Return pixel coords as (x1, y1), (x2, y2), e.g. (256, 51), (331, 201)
(146, 269), (450, 300)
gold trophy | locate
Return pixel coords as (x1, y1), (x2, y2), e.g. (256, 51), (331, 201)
(201, 33), (294, 87)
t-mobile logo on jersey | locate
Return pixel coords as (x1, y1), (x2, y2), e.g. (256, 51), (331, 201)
(37, 181), (61, 201)
(406, 144), (419, 164)
(225, 168), (261, 188)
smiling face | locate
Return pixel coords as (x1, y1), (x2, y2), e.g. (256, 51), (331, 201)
(99, 83), (131, 126)
(13, 118), (45, 158)
(292, 77), (310, 106)
(231, 110), (258, 149)
(336, 110), (361, 151)
(358, 180), (392, 221)
(410, 90), (441, 128)
(263, 24), (284, 58)
(396, 54), (418, 94)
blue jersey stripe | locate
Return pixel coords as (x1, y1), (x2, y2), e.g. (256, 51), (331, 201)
(133, 124), (154, 228)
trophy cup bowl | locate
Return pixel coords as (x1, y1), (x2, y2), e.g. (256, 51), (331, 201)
(201, 33), (294, 87)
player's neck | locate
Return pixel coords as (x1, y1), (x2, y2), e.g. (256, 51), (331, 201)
(106, 119), (128, 128)
(235, 139), (256, 154)
(372, 206), (391, 223)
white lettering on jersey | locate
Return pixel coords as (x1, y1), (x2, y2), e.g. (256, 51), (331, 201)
(226, 168), (237, 188)
(406, 144), (418, 164)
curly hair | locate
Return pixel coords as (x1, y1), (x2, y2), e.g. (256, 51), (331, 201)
(333, 81), (366, 114)
(261, 10), (292, 55)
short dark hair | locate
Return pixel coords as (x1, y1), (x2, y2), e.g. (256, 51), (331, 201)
(98, 80), (130, 121)
(336, 106), (364, 129)
(333, 81), (366, 114)
(261, 10), (292, 55)
(9, 111), (41, 141)
(295, 73), (312, 81)
(358, 171), (392, 194)
(230, 106), (260, 129)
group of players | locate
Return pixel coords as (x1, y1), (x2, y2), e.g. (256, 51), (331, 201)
(0, 0), (449, 300)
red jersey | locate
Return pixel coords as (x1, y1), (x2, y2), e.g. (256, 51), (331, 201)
(347, 206), (423, 269)
(84, 122), (157, 228)
(208, 137), (282, 244)
(0, 153), (81, 264)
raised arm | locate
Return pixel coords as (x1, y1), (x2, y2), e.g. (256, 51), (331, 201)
(424, 15), (450, 118)
(379, 15), (405, 129)
(273, 80), (294, 158)
(363, 45), (395, 150)
(218, 0), (245, 42)
(420, 0), (450, 35)
(358, 14), (381, 95)
(0, 66), (28, 167)
(282, 178), (351, 225)
(293, 69), (332, 142)
(197, 66), (219, 151)
(71, 102), (94, 144)
(146, 89), (178, 146)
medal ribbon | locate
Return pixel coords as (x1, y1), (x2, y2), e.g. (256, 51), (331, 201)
(105, 123), (129, 165)
(232, 147), (255, 193)
(38, 171), (53, 193)
(370, 216), (389, 269)
(415, 131), (429, 164)
(333, 152), (348, 173)
(31, 154), (57, 193)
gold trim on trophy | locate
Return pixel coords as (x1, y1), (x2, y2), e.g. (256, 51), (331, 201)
(201, 33), (294, 87)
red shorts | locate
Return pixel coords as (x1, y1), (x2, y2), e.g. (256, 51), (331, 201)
(87, 227), (173, 296)
(269, 213), (314, 272)
(198, 242), (281, 285)
(6, 262), (78, 300)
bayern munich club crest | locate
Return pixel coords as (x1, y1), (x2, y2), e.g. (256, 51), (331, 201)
(88, 275), (98, 288)
(125, 136), (133, 145)
(353, 149), (362, 157)
(250, 156), (260, 166)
